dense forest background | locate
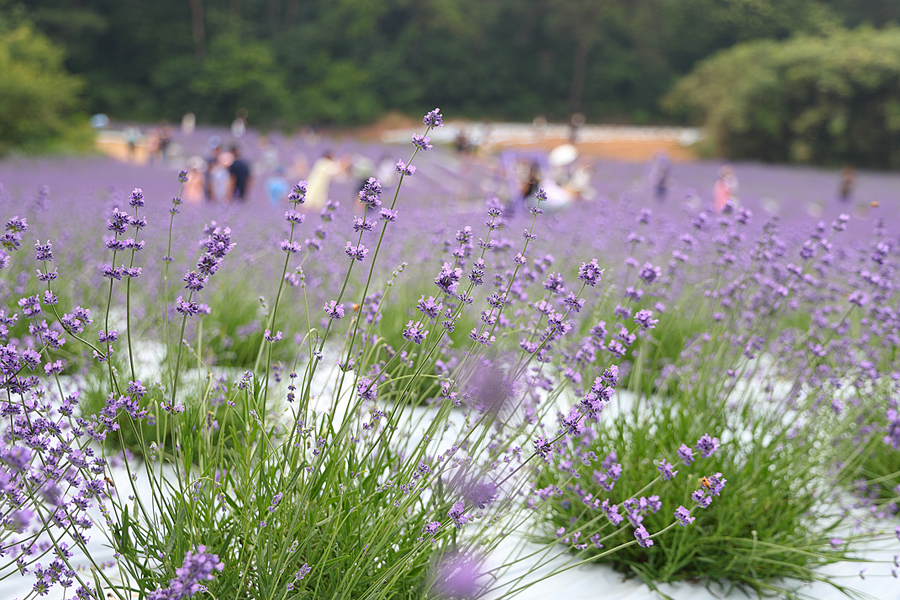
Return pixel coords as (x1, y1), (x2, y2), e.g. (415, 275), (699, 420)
(3, 0), (899, 128)
(4, 0), (900, 167)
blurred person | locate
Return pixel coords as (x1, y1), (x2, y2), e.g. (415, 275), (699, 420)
(839, 165), (855, 202)
(567, 160), (596, 201)
(228, 145), (252, 202)
(259, 136), (279, 173)
(209, 151), (232, 203)
(375, 154), (397, 188)
(455, 129), (470, 155)
(124, 124), (141, 161)
(568, 112), (585, 144)
(548, 144), (578, 186)
(306, 151), (344, 210)
(146, 127), (161, 163)
(265, 165), (290, 207)
(532, 115), (548, 144)
(158, 125), (172, 165)
(509, 159), (541, 215)
(713, 165), (738, 213)
(204, 141), (221, 202)
(181, 112), (196, 135)
(520, 160), (540, 201)
(184, 157), (206, 204)
(231, 108), (248, 138)
(649, 153), (671, 202)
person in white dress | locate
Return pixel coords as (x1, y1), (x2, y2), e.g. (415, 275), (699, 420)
(305, 152), (343, 210)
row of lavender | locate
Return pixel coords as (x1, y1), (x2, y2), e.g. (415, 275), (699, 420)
(1, 110), (899, 599)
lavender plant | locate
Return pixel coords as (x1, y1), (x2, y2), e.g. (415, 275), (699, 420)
(539, 206), (900, 594)
(0, 110), (717, 600)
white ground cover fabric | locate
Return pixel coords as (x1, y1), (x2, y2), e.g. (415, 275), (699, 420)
(3, 357), (899, 600)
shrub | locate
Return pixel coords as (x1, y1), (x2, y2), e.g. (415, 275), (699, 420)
(0, 24), (92, 155)
(667, 27), (900, 169)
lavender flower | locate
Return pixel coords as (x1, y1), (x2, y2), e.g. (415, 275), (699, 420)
(345, 242), (369, 261)
(533, 437), (552, 460)
(435, 262), (462, 296)
(639, 262), (661, 284)
(634, 524), (654, 548)
(657, 460), (678, 481)
(423, 521), (441, 536)
(323, 301), (345, 320)
(396, 160), (416, 176)
(578, 259), (603, 286)
(423, 108), (443, 128)
(402, 320), (428, 345)
(677, 444), (694, 466)
(674, 506), (695, 527)
(357, 378), (377, 400)
(448, 500), (470, 529)
(696, 434), (720, 458)
(147, 546), (223, 600)
(634, 309), (658, 330)
(412, 134), (433, 151)
(288, 181), (308, 204)
(358, 178), (382, 208)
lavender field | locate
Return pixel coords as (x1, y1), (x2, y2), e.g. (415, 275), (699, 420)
(1, 115), (900, 600)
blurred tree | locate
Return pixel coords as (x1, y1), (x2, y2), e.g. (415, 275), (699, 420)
(668, 27), (900, 169)
(0, 22), (91, 154)
(189, 0), (206, 60)
(189, 30), (289, 125)
(545, 0), (618, 116)
(822, 0), (900, 27)
(8, 0), (899, 129)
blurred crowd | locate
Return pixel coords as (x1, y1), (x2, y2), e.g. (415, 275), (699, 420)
(97, 111), (868, 219)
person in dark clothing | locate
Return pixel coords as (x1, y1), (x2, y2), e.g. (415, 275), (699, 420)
(839, 166), (855, 202)
(228, 145), (252, 202)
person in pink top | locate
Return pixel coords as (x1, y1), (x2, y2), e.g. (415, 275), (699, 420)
(713, 165), (738, 212)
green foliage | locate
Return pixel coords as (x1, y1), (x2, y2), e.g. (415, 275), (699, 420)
(80, 371), (248, 460)
(10, 0), (881, 127)
(0, 24), (91, 154)
(668, 27), (900, 168)
(189, 31), (290, 126)
(537, 394), (849, 593)
(295, 56), (382, 125)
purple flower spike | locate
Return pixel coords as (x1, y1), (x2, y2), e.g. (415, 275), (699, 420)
(448, 500), (470, 529)
(657, 460), (678, 481)
(396, 160), (416, 176)
(423, 108), (443, 128)
(696, 434), (720, 458)
(412, 134), (433, 151)
(423, 521), (441, 536)
(129, 188), (145, 207)
(357, 378), (377, 401)
(674, 506), (695, 527)
(634, 524), (654, 548)
(634, 309), (658, 330)
(578, 259), (603, 286)
(323, 301), (344, 320)
(677, 444), (694, 466)
(147, 546), (223, 600)
(533, 437), (552, 460)
(402, 320), (428, 345)
(288, 181), (308, 204)
(345, 242), (369, 261)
